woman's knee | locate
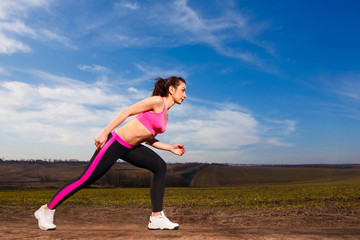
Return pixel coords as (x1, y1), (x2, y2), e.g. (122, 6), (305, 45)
(155, 159), (167, 176)
(160, 160), (167, 173)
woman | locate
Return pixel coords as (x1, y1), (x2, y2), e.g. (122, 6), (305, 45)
(34, 76), (187, 231)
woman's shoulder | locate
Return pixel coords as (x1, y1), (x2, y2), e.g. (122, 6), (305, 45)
(147, 96), (163, 106)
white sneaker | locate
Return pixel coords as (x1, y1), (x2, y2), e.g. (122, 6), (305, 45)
(148, 211), (179, 230)
(34, 205), (56, 230)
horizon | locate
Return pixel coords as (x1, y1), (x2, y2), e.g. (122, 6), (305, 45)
(0, 0), (359, 165)
(1, 158), (360, 168)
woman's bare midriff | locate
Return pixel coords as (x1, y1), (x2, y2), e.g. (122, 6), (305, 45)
(115, 118), (154, 147)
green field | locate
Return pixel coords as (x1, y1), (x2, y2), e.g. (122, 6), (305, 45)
(1, 183), (360, 210)
(1, 163), (360, 211)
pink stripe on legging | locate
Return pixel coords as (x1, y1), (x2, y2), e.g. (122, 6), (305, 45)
(47, 136), (116, 209)
(112, 131), (132, 149)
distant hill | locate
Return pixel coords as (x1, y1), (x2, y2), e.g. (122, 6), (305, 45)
(0, 160), (207, 189)
(1, 160), (360, 188)
(191, 164), (360, 187)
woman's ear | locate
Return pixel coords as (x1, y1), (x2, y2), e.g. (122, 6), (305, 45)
(169, 86), (175, 95)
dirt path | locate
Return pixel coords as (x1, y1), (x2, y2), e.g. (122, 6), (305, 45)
(1, 206), (360, 239)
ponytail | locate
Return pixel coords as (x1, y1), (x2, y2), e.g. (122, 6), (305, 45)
(152, 76), (186, 97)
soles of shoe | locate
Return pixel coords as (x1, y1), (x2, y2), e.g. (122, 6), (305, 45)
(148, 226), (179, 230)
(34, 211), (56, 231)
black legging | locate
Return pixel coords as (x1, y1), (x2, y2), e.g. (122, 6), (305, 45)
(47, 131), (166, 212)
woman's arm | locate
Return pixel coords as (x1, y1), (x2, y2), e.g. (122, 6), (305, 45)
(94, 96), (163, 149)
(146, 138), (186, 156)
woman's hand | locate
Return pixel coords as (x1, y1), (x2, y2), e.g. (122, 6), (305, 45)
(94, 131), (108, 150)
(170, 144), (186, 156)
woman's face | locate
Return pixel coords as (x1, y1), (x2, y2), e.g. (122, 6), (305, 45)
(172, 82), (187, 104)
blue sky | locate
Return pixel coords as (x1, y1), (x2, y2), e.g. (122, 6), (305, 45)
(0, 0), (359, 164)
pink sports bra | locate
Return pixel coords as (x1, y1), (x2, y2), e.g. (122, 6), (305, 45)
(136, 98), (167, 136)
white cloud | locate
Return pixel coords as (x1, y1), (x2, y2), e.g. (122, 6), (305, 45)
(0, 67), (295, 161)
(265, 138), (293, 147)
(311, 72), (360, 119)
(163, 149), (251, 164)
(115, 1), (139, 10)
(0, 20), (36, 37)
(0, 32), (31, 54)
(265, 119), (296, 136)
(127, 87), (150, 100)
(0, 66), (10, 76)
(165, 0), (272, 66)
(164, 105), (261, 150)
(109, 34), (158, 47)
(128, 87), (138, 93)
(109, 63), (188, 86)
(78, 64), (111, 73)
(40, 29), (76, 49)
(0, 0), (45, 54)
(134, 63), (188, 82)
(0, 0), (74, 54)
(0, 0), (48, 20)
(86, 0), (274, 68)
(324, 72), (360, 100)
(0, 71), (134, 146)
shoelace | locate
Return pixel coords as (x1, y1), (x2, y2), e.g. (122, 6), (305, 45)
(162, 215), (170, 222)
(160, 214), (175, 225)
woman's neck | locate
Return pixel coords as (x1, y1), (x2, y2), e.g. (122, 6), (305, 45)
(163, 96), (175, 110)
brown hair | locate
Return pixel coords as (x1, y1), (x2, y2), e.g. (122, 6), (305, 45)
(152, 76), (186, 97)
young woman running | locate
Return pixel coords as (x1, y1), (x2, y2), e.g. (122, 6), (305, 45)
(35, 76), (187, 231)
